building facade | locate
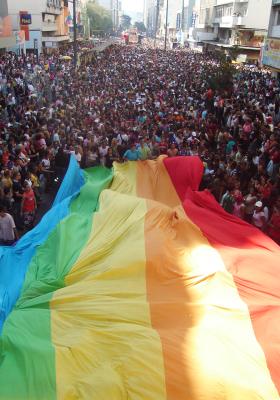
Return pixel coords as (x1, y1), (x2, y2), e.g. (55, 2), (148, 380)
(0, 0), (16, 50)
(262, 0), (280, 73)
(144, 0), (158, 37)
(190, 0), (271, 61)
(158, 0), (182, 40)
(8, 0), (70, 54)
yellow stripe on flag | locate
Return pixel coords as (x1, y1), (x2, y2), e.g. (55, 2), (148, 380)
(51, 189), (167, 400)
(110, 161), (138, 196)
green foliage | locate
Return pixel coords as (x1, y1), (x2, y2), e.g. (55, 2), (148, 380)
(120, 15), (131, 30)
(134, 22), (146, 33)
(86, 0), (113, 33)
(206, 51), (236, 93)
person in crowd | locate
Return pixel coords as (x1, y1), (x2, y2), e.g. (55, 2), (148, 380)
(123, 144), (141, 161)
(252, 201), (267, 231)
(267, 199), (280, 244)
(0, 204), (18, 245)
(21, 181), (36, 230)
(221, 188), (235, 214)
(0, 44), (277, 244)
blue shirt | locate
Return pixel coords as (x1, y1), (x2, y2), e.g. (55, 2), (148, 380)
(124, 149), (140, 161)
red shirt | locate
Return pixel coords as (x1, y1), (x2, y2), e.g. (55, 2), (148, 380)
(2, 151), (9, 166)
(22, 189), (36, 212)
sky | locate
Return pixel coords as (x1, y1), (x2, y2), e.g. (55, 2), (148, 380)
(121, 0), (144, 13)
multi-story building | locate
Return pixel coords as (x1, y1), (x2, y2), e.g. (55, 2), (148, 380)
(98, 0), (121, 31)
(158, 0), (182, 40)
(144, 0), (158, 37)
(262, 0), (280, 74)
(183, 0), (196, 33)
(175, 0), (196, 43)
(191, 0), (271, 61)
(0, 0), (16, 51)
(8, 0), (70, 54)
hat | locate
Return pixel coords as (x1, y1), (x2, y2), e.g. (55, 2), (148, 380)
(255, 201), (263, 208)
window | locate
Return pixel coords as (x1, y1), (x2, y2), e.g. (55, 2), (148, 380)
(215, 5), (233, 18)
(277, 10), (280, 26)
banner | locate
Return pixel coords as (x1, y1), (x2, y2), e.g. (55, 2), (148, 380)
(262, 38), (280, 70)
(14, 30), (25, 45)
(20, 10), (30, 41)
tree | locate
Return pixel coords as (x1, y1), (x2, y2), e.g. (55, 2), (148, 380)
(134, 22), (146, 33)
(87, 0), (113, 34)
(120, 15), (131, 30)
(206, 51), (236, 94)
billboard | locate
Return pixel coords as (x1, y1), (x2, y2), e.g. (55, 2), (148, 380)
(0, 0), (12, 38)
(262, 38), (280, 70)
(14, 30), (25, 46)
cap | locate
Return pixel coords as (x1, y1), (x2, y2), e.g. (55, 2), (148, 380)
(255, 201), (263, 208)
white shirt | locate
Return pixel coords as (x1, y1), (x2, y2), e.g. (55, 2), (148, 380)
(75, 152), (82, 163)
(0, 213), (16, 241)
(252, 211), (265, 228)
(99, 146), (109, 157)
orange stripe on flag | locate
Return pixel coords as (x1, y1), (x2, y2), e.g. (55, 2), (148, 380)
(137, 158), (279, 400)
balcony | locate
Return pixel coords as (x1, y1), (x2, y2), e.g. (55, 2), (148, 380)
(214, 15), (245, 28)
(45, 4), (63, 15)
(42, 22), (57, 32)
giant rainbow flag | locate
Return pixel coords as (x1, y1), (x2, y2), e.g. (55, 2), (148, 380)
(0, 156), (279, 400)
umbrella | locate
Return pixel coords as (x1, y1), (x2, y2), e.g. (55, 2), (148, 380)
(60, 55), (72, 61)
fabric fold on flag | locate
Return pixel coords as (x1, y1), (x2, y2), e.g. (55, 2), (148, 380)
(0, 156), (279, 400)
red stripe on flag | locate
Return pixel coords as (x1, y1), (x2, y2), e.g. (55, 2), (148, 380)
(164, 156), (280, 393)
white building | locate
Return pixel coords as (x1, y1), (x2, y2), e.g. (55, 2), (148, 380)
(8, 0), (70, 54)
(158, 0), (182, 39)
(191, 0), (271, 61)
(144, 0), (158, 37)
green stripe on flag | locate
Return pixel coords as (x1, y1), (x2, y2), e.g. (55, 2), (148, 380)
(0, 167), (113, 400)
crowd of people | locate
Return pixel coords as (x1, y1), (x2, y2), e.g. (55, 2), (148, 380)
(0, 43), (279, 245)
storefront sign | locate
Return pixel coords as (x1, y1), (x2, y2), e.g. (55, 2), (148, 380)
(262, 38), (280, 70)
(20, 11), (30, 41)
(20, 14), (32, 25)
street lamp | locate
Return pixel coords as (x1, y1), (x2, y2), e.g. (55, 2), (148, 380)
(164, 0), (169, 51)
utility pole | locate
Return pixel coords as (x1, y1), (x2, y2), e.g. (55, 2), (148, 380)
(73, 0), (78, 68)
(181, 0), (185, 46)
(154, 0), (160, 48)
(164, 0), (169, 51)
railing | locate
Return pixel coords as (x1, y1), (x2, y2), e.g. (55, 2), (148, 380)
(214, 15), (245, 27)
